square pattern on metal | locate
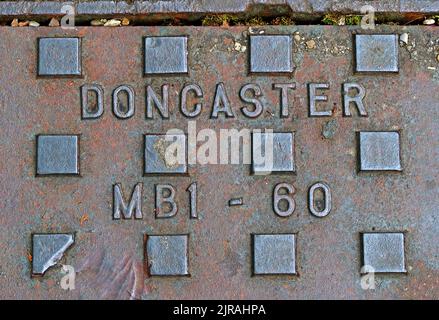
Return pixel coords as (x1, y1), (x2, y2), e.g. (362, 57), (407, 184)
(362, 233), (406, 273)
(38, 37), (81, 76)
(36, 135), (79, 175)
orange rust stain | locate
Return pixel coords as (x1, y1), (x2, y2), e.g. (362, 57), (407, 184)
(80, 213), (89, 226)
(223, 37), (233, 46)
(221, 20), (230, 27)
(403, 13), (425, 24)
(27, 252), (32, 262)
(46, 279), (55, 287)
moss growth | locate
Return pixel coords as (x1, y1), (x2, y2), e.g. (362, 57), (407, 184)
(201, 15), (223, 26)
(321, 14), (340, 25)
(271, 16), (295, 25)
(201, 14), (240, 26)
(201, 14), (294, 26)
(322, 14), (362, 25)
(245, 16), (267, 26)
(345, 15), (362, 25)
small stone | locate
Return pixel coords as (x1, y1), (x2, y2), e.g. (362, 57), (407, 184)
(234, 41), (246, 52)
(436, 54), (439, 63)
(104, 19), (121, 27)
(121, 17), (130, 26)
(248, 27), (264, 35)
(90, 19), (106, 26)
(18, 21), (29, 27)
(306, 39), (316, 49)
(11, 19), (19, 27)
(293, 34), (301, 42)
(423, 18), (435, 25)
(399, 33), (409, 45)
(338, 16), (346, 26)
(49, 18), (60, 27)
(29, 21), (40, 27)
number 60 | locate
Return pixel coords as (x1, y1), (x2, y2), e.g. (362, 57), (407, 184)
(273, 182), (332, 218)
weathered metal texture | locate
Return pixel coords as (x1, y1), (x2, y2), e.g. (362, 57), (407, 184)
(0, 1), (438, 21)
(36, 135), (80, 175)
(0, 25), (438, 300)
(146, 235), (189, 276)
(32, 234), (74, 276)
(252, 132), (296, 174)
(144, 36), (188, 75)
(253, 234), (297, 275)
(250, 35), (294, 74)
(355, 35), (399, 73)
(144, 134), (187, 174)
(362, 232), (407, 274)
(38, 38), (81, 76)
(359, 131), (402, 171)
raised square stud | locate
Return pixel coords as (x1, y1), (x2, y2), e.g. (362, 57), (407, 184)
(144, 36), (188, 74)
(144, 134), (187, 174)
(359, 131), (402, 171)
(253, 234), (296, 275)
(37, 135), (79, 175)
(38, 38), (81, 76)
(250, 35), (293, 73)
(355, 34), (398, 72)
(146, 235), (189, 276)
(252, 132), (295, 174)
(32, 234), (74, 276)
(362, 232), (406, 273)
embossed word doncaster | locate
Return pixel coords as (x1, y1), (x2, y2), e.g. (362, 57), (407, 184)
(80, 82), (368, 119)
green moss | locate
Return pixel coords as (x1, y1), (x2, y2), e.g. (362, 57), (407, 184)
(322, 14), (363, 26)
(201, 15), (225, 26)
(201, 14), (241, 26)
(271, 16), (295, 25)
(321, 14), (339, 25)
(227, 15), (242, 26)
(345, 15), (362, 25)
(245, 16), (267, 26)
(201, 14), (294, 26)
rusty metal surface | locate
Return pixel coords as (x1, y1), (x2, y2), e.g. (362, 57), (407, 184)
(0, 25), (438, 300)
(0, 1), (438, 21)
